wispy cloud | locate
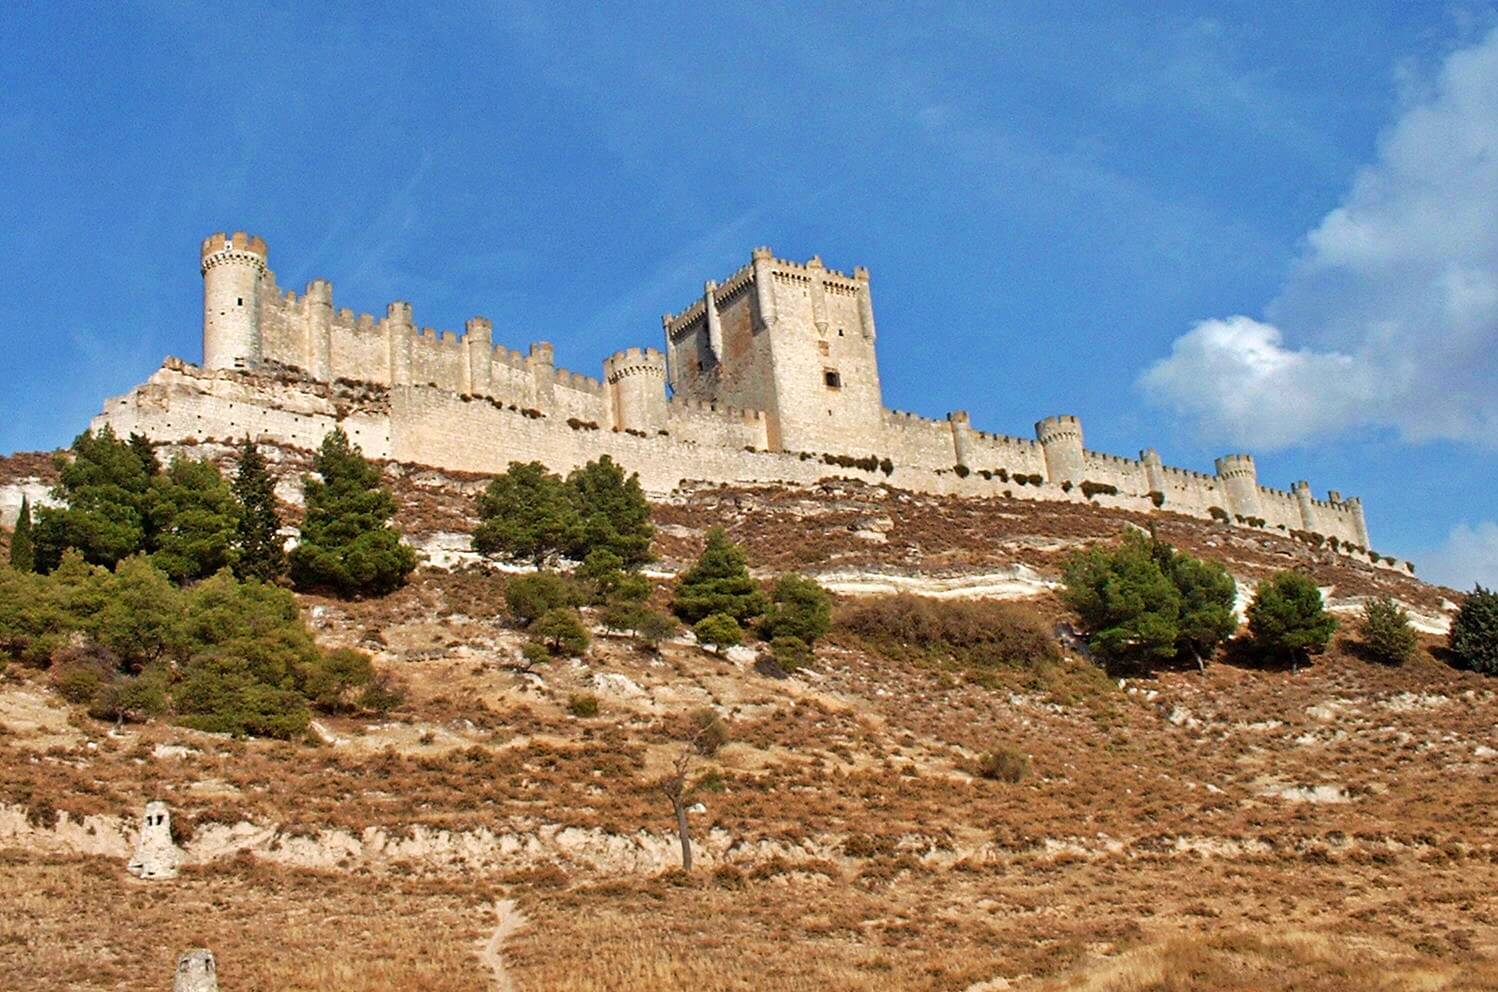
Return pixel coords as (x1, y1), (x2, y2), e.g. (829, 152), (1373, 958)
(1141, 27), (1498, 449)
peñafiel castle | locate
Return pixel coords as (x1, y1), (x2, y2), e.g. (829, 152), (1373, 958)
(94, 231), (1386, 562)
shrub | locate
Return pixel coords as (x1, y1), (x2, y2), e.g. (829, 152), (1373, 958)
(1208, 506), (1229, 522)
(671, 527), (768, 624)
(504, 572), (582, 625)
(977, 746), (1029, 783)
(1356, 596), (1418, 666)
(289, 429), (416, 597)
(954, 464), (971, 478)
(879, 457), (894, 477)
(761, 574), (832, 646)
(517, 640), (551, 672)
(633, 609), (679, 651)
(568, 693), (600, 717)
(769, 635), (812, 672)
(1148, 491), (1165, 508)
(530, 607), (591, 657)
(1246, 571), (1337, 669)
(688, 707), (728, 755)
(1449, 585), (1498, 675)
(304, 647), (378, 712)
(693, 613), (744, 656)
(1082, 480), (1119, 499)
(837, 594), (1059, 671)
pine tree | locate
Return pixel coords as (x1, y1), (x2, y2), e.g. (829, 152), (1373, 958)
(289, 428), (416, 597)
(147, 457), (239, 583)
(128, 432), (161, 477)
(1246, 571), (1337, 671)
(472, 461), (579, 566)
(9, 496), (34, 572)
(32, 426), (152, 572)
(231, 438), (286, 583)
(671, 526), (768, 624)
(565, 455), (654, 566)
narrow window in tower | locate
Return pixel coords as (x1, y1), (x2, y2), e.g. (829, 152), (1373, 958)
(824, 370), (841, 389)
(237, 298), (243, 306)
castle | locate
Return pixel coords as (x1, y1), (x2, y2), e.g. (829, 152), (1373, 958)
(94, 231), (1385, 560)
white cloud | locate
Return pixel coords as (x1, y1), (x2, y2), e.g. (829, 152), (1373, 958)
(1421, 520), (1498, 591)
(1141, 28), (1498, 448)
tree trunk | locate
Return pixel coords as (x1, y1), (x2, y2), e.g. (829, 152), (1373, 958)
(1193, 648), (1205, 674)
(673, 798), (692, 871)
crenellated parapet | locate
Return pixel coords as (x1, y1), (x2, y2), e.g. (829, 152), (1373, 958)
(201, 231), (269, 371)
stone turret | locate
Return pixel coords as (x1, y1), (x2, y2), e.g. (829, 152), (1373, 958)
(948, 411), (974, 468)
(1347, 496), (1370, 548)
(1141, 448), (1166, 497)
(384, 301), (414, 385)
(604, 347), (668, 434)
(173, 949), (218, 992)
(303, 278), (334, 381)
(201, 232), (267, 371)
(127, 800), (181, 880)
(1036, 415), (1085, 485)
(464, 317), (493, 395)
(1215, 454), (1263, 521)
(1292, 480), (1317, 531)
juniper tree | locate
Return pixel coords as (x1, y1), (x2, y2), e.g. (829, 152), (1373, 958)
(671, 527), (768, 625)
(289, 428), (416, 597)
(231, 438), (286, 583)
(1246, 571), (1337, 672)
(1449, 585), (1498, 675)
(473, 461), (579, 567)
(9, 496), (34, 573)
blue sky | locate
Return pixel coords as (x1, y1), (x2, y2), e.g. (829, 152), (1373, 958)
(2, 2), (1495, 587)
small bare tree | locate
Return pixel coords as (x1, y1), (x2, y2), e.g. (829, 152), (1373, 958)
(658, 746), (694, 871)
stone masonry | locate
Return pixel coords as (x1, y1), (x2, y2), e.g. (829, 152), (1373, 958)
(94, 231), (1390, 565)
(127, 800), (182, 880)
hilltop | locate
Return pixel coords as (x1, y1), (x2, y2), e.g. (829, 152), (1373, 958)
(0, 443), (1492, 991)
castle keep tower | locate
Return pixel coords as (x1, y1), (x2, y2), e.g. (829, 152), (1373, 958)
(200, 232), (267, 371)
(1036, 415), (1085, 485)
(605, 348), (668, 434)
(663, 248), (884, 455)
(1215, 454), (1263, 520)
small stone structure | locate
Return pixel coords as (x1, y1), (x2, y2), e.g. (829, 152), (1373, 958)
(91, 231), (1396, 567)
(127, 800), (182, 880)
(173, 948), (218, 992)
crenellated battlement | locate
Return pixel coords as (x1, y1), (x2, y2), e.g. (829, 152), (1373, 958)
(172, 229), (1380, 557)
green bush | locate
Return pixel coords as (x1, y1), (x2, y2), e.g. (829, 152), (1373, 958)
(761, 574), (832, 646)
(693, 613), (744, 655)
(1080, 481), (1118, 499)
(1246, 571), (1337, 669)
(688, 707), (728, 755)
(671, 527), (768, 624)
(769, 635), (812, 672)
(304, 647), (378, 712)
(568, 693), (600, 717)
(289, 429), (416, 597)
(1449, 585), (1498, 675)
(1356, 596), (1418, 666)
(32, 426), (153, 573)
(977, 746), (1029, 783)
(632, 608), (679, 650)
(505, 572), (582, 625)
(529, 607), (591, 657)
(566, 455), (654, 567)
(954, 464), (971, 478)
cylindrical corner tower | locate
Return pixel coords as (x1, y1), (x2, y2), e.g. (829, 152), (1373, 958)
(201, 232), (267, 371)
(1036, 415), (1085, 485)
(1141, 448), (1167, 496)
(605, 347), (668, 434)
(1292, 480), (1317, 531)
(949, 411), (974, 469)
(1347, 496), (1371, 548)
(1214, 454), (1263, 521)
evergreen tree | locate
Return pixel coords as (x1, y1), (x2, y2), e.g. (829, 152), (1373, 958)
(1449, 585), (1498, 675)
(32, 426), (152, 572)
(473, 461), (580, 566)
(289, 428), (416, 597)
(128, 432), (161, 477)
(566, 455), (654, 566)
(761, 574), (833, 646)
(147, 457), (239, 583)
(671, 526), (769, 624)
(1157, 543), (1238, 671)
(1246, 571), (1337, 671)
(693, 612), (744, 656)
(9, 495), (34, 573)
(1062, 529), (1181, 665)
(1357, 595), (1418, 666)
(231, 438), (286, 583)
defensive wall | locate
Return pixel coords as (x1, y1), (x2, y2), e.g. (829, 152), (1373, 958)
(92, 231), (1390, 567)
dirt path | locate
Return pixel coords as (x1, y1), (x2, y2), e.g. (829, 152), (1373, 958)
(478, 897), (527, 992)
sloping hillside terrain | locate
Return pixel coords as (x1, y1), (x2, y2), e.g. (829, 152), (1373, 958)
(0, 444), (1492, 991)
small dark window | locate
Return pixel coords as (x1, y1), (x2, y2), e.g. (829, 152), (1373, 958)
(837, 328), (844, 336)
(237, 297), (243, 306)
(824, 370), (841, 389)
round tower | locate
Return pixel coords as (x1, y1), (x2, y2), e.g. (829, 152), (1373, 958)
(173, 949), (219, 992)
(1292, 480), (1317, 531)
(604, 347), (668, 434)
(1214, 454), (1263, 521)
(200, 232), (268, 371)
(948, 411), (974, 469)
(1141, 448), (1167, 497)
(1035, 415), (1085, 485)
